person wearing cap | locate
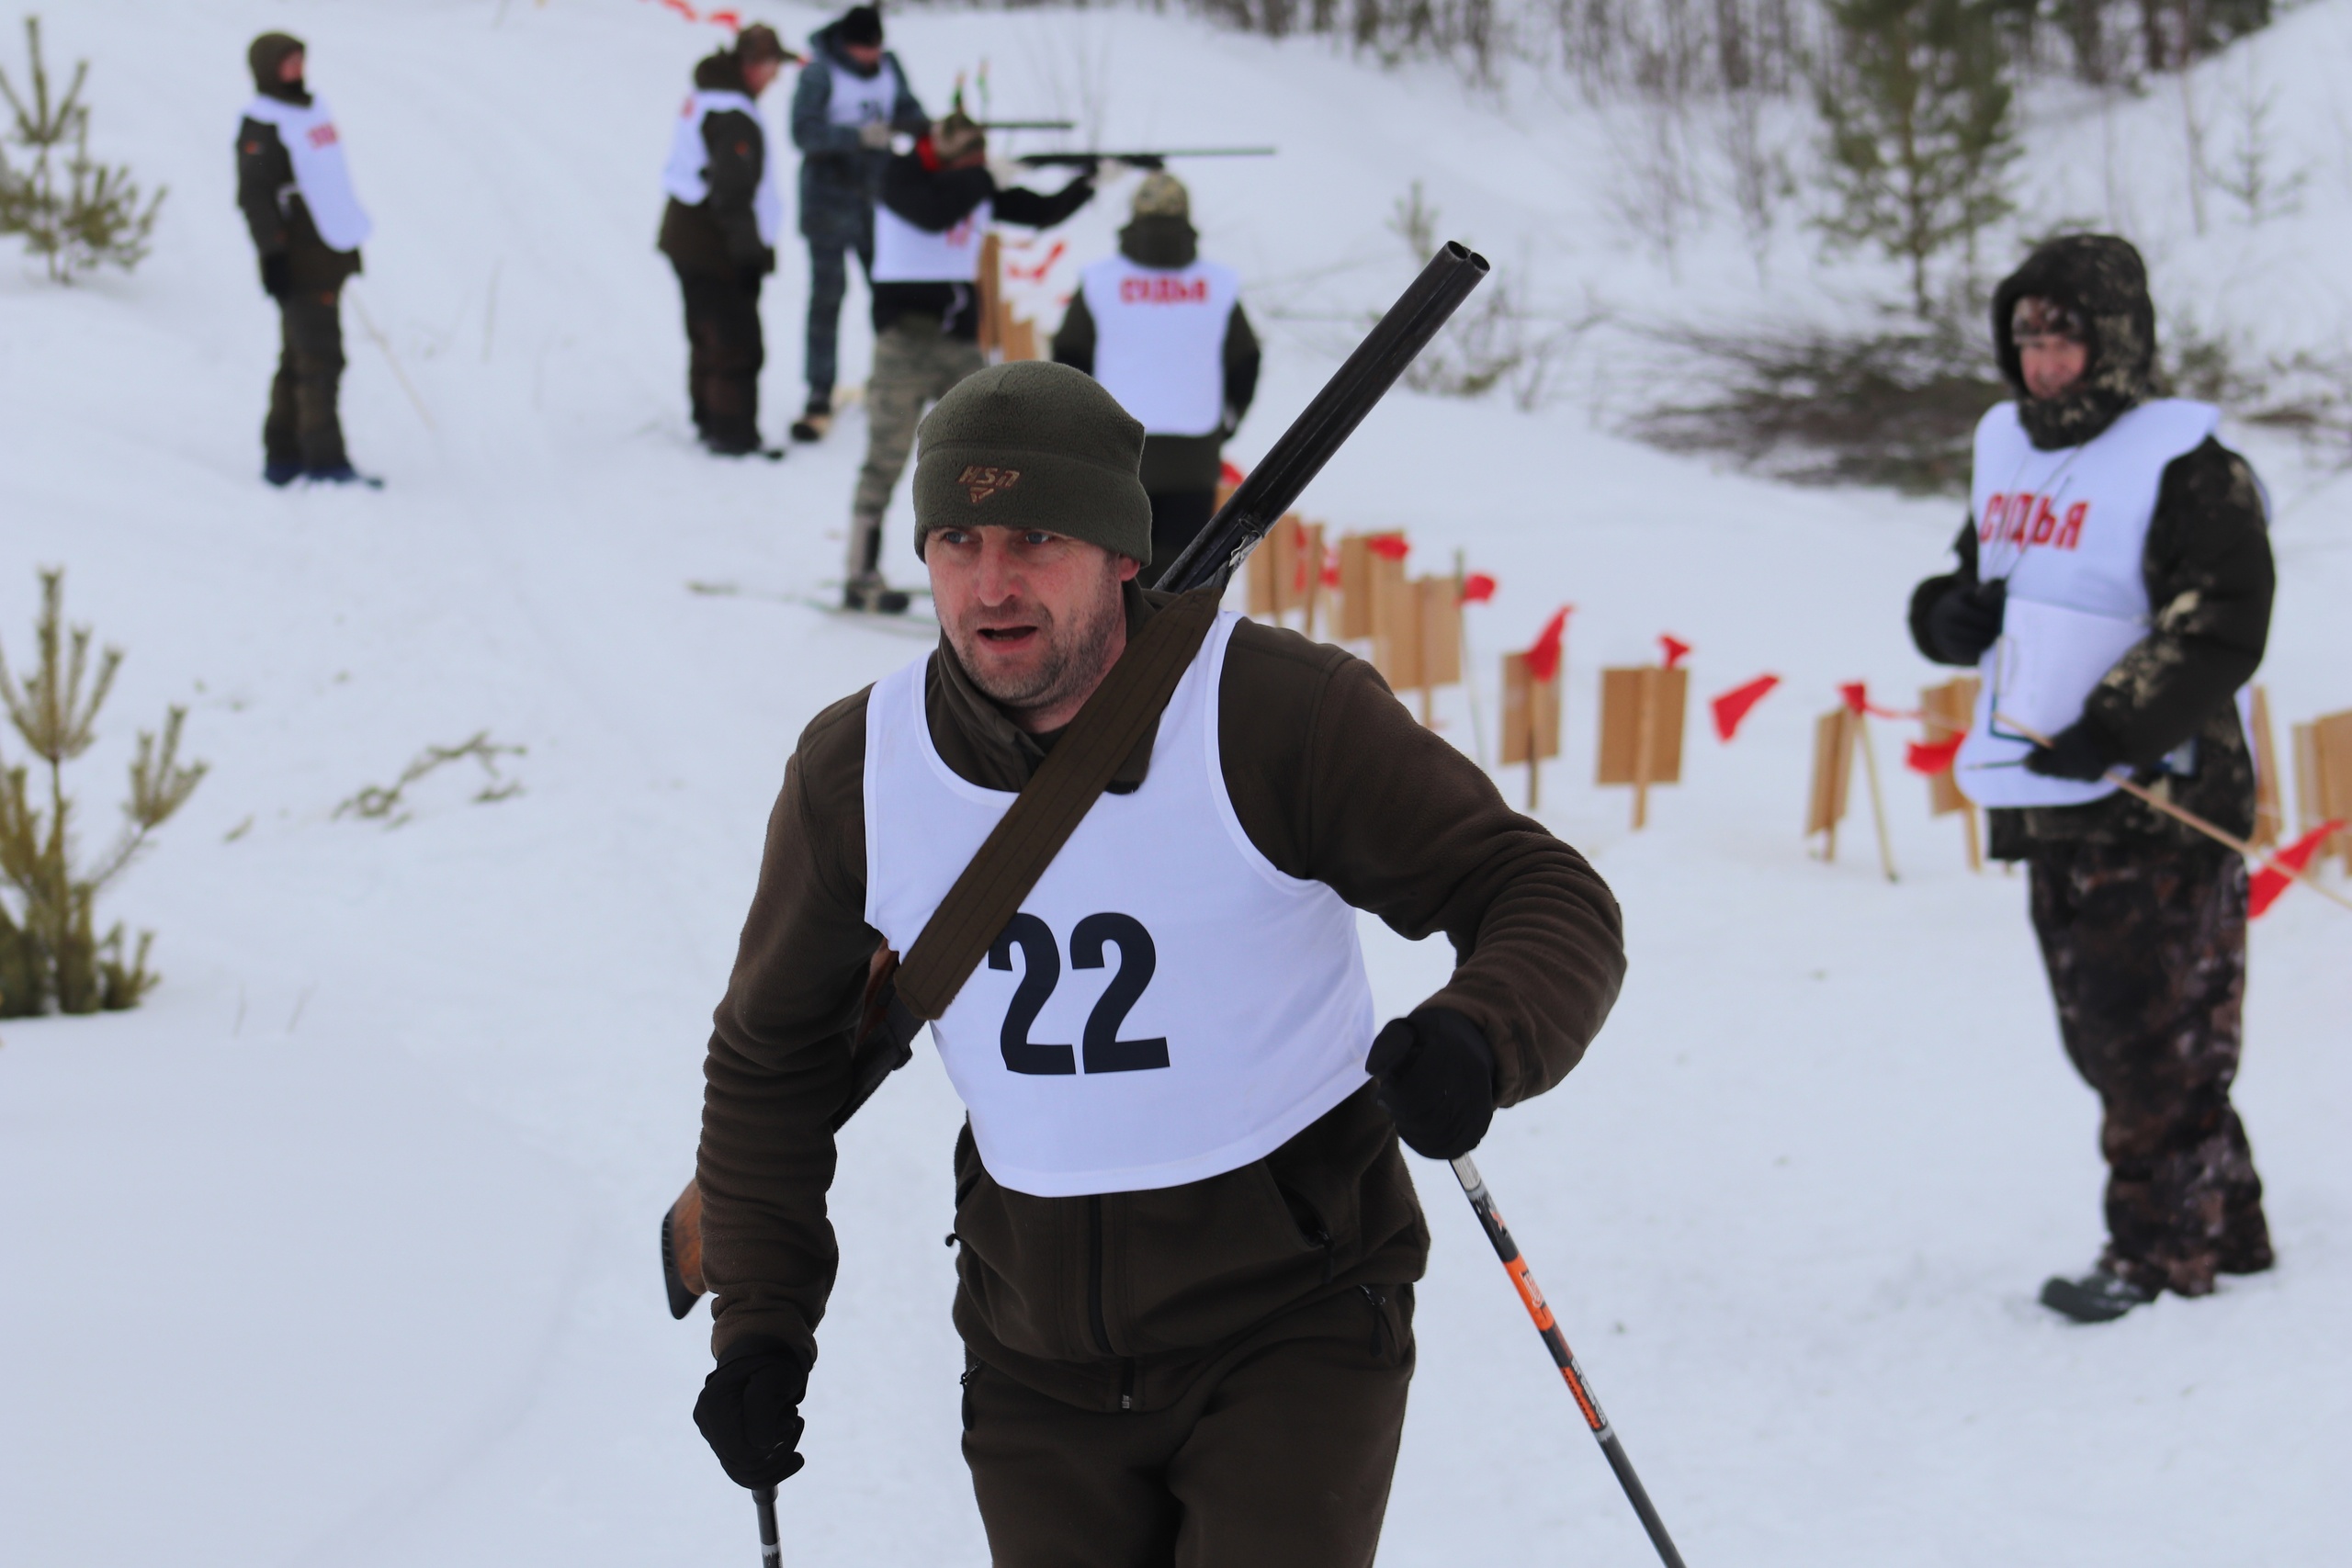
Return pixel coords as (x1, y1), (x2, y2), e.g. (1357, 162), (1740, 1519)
(235, 33), (378, 488)
(787, 6), (930, 444)
(1052, 171), (1261, 567)
(840, 116), (1097, 613)
(688, 360), (1624, 1562)
(658, 24), (793, 457)
(1909, 234), (2276, 1324)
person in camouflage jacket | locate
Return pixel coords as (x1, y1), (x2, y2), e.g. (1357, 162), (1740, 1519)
(1911, 235), (2275, 1322)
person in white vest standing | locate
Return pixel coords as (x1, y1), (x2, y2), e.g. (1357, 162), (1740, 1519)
(841, 115), (1096, 613)
(786, 6), (929, 443)
(1053, 172), (1261, 565)
(236, 33), (377, 488)
(657, 24), (793, 457)
(1911, 235), (2276, 1324)
(690, 362), (1625, 1563)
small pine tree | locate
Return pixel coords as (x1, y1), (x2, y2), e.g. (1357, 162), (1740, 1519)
(0, 16), (164, 283)
(0, 570), (205, 1018)
(1815, 0), (2018, 320)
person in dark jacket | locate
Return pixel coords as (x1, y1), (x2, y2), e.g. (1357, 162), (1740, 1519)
(658, 25), (792, 457)
(841, 115), (1096, 612)
(690, 361), (1626, 1564)
(1910, 234), (2276, 1324)
(1053, 171), (1261, 566)
(235, 33), (376, 487)
(787, 6), (929, 442)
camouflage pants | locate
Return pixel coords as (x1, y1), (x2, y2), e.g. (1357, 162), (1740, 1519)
(848, 319), (984, 578)
(2028, 837), (2272, 1296)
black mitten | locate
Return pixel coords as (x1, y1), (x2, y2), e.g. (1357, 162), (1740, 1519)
(693, 1341), (810, 1489)
(1928, 579), (2006, 664)
(1365, 1006), (1497, 1160)
(2024, 721), (2114, 782)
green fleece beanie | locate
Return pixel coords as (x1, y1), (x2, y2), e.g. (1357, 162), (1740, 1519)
(912, 361), (1155, 565)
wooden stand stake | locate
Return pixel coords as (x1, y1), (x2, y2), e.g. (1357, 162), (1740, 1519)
(1502, 651), (1561, 811)
(1919, 676), (1982, 871)
(1854, 713), (1899, 884)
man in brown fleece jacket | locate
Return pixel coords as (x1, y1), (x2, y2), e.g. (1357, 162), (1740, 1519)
(692, 361), (1625, 1565)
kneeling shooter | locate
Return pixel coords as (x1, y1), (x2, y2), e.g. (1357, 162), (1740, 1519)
(693, 360), (1626, 1564)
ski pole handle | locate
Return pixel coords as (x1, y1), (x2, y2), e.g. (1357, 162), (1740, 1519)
(1450, 1155), (1689, 1568)
(754, 1484), (781, 1566)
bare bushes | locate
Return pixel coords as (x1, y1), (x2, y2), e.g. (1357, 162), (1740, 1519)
(1628, 320), (2005, 491)
(1385, 182), (1600, 408)
(0, 570), (206, 1017)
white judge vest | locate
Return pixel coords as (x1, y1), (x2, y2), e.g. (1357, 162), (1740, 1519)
(1080, 256), (1240, 436)
(823, 56), (902, 127)
(862, 614), (1378, 1198)
(1953, 398), (2222, 808)
(872, 197), (990, 283)
(661, 90), (785, 247)
(239, 95), (373, 252)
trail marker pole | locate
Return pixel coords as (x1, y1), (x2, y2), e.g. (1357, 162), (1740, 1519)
(1450, 1156), (1689, 1568)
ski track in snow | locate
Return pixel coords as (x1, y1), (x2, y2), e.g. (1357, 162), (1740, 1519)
(2, 2), (2347, 1563)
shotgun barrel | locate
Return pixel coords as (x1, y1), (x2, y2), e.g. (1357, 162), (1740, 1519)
(1016, 147), (1277, 169)
(1154, 241), (1490, 594)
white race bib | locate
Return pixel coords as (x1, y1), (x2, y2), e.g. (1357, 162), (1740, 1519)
(659, 89), (784, 247)
(1080, 256), (1240, 436)
(862, 615), (1377, 1197)
(240, 95), (373, 252)
(1951, 398), (2221, 809)
(872, 197), (990, 284)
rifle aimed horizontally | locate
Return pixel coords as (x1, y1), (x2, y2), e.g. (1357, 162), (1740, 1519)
(1016, 147), (1277, 171)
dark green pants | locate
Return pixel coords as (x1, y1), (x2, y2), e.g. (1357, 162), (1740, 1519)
(962, 1285), (1413, 1568)
(265, 290), (348, 471)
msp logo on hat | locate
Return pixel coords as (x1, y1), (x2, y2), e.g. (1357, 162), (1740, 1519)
(958, 464), (1023, 503)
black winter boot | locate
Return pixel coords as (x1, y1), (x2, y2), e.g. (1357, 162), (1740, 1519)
(2040, 1265), (2157, 1324)
(842, 572), (910, 615)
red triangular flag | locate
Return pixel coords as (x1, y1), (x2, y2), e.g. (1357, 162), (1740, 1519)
(1838, 681), (1870, 716)
(707, 9), (743, 28)
(1709, 674), (1779, 741)
(1220, 459), (1246, 489)
(1659, 634), (1691, 670)
(1368, 533), (1409, 562)
(1525, 607), (1571, 683)
(2251, 819), (2346, 918)
(1461, 572), (1498, 604)
(1320, 548), (1340, 589)
(1905, 733), (1965, 774)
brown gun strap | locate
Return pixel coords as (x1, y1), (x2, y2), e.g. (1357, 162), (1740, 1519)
(892, 584), (1223, 1022)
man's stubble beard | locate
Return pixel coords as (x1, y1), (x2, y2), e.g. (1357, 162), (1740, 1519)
(950, 569), (1127, 722)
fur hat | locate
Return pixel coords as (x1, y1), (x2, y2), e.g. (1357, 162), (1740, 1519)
(735, 23), (787, 65)
(1130, 171), (1190, 221)
(1992, 234), (2157, 450)
(930, 112), (987, 164)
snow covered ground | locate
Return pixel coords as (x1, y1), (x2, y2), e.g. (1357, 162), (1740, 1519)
(2, 2), (2347, 1564)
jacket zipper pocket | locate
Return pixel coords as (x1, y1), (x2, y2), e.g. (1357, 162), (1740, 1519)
(1088, 1195), (1134, 1409)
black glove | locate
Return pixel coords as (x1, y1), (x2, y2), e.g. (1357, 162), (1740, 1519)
(1927, 579), (2005, 664)
(1365, 1006), (1497, 1160)
(259, 252), (291, 299)
(2024, 720), (2114, 782)
(694, 1341), (809, 1489)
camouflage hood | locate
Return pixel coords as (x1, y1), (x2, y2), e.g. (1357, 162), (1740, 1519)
(1992, 233), (2158, 451)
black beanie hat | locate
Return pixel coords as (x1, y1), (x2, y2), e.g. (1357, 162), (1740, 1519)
(912, 362), (1154, 566)
(838, 6), (884, 45)
(248, 32), (306, 100)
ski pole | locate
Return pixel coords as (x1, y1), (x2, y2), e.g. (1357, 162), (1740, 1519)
(753, 1483), (780, 1566)
(1451, 1155), (1688, 1568)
